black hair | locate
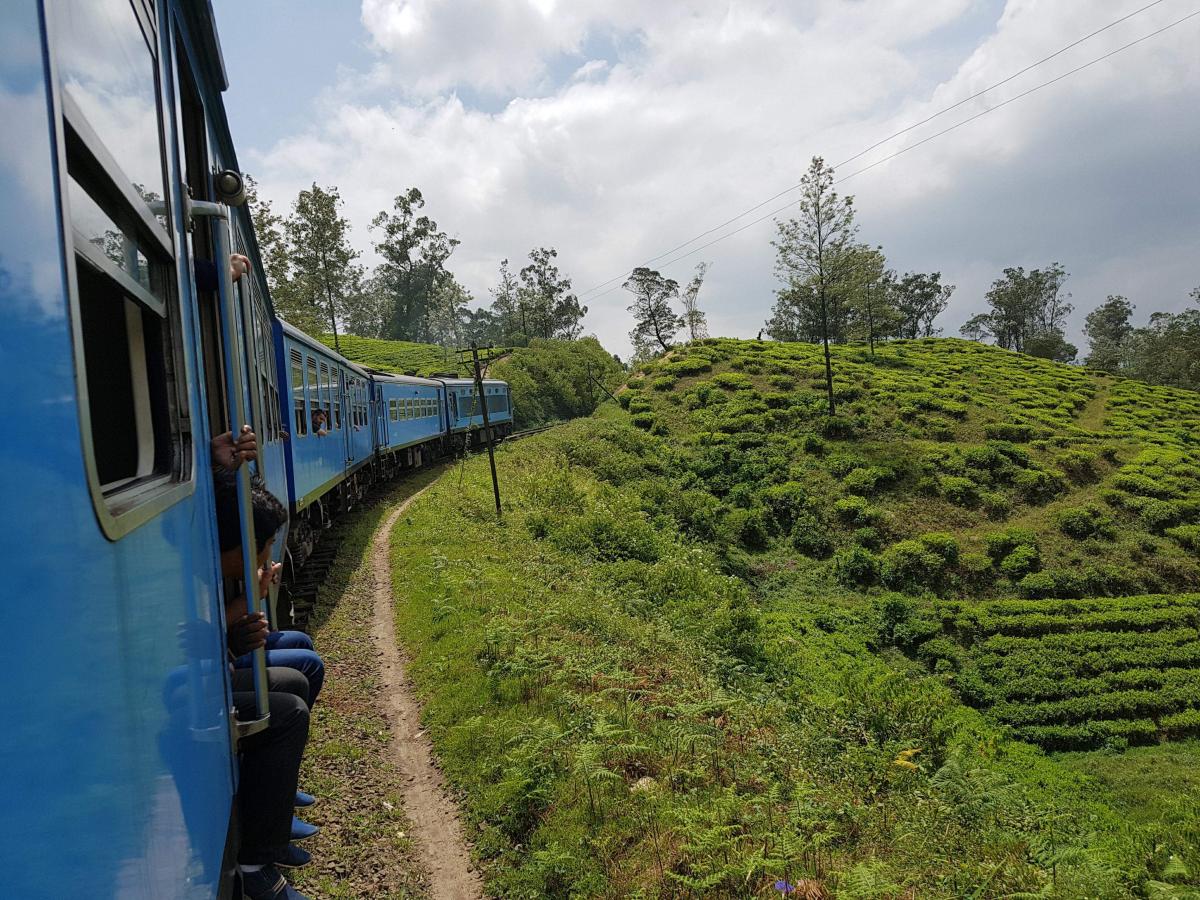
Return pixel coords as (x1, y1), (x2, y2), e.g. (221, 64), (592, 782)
(213, 471), (288, 553)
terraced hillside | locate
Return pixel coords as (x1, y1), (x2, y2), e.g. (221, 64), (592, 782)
(625, 337), (1200, 600)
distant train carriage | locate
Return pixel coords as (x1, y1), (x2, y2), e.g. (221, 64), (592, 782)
(373, 372), (446, 468)
(438, 378), (514, 444)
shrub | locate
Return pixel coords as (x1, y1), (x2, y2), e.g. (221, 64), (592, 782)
(834, 546), (880, 586)
(1140, 499), (1200, 533)
(939, 475), (980, 507)
(759, 481), (810, 532)
(1012, 468), (1061, 502)
(768, 374), (796, 390)
(664, 356), (712, 377)
(1018, 572), (1057, 599)
(1111, 472), (1179, 499)
(980, 491), (1012, 520)
(833, 495), (881, 527)
(881, 534), (959, 593)
(1000, 544), (1041, 579)
(821, 415), (858, 439)
(854, 527), (883, 550)
(844, 466), (893, 496)
(1055, 506), (1116, 540)
(1055, 449), (1099, 482)
(712, 372), (754, 391)
(984, 423), (1034, 442)
(549, 510), (662, 563)
(1165, 525), (1200, 550)
(630, 413), (656, 430)
(725, 506), (771, 551)
(827, 453), (868, 478)
(650, 375), (676, 392)
(791, 514), (834, 558)
(800, 433), (827, 455)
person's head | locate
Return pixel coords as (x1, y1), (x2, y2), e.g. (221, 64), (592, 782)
(313, 409), (327, 426)
(213, 471), (288, 577)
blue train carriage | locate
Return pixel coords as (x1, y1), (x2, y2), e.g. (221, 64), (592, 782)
(371, 371), (447, 472)
(0, 0), (279, 896)
(439, 377), (514, 447)
(276, 320), (374, 567)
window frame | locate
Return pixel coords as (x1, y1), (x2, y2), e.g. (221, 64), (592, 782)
(48, 0), (197, 539)
(290, 349), (307, 437)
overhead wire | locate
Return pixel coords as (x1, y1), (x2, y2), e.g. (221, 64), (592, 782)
(577, 0), (1183, 300)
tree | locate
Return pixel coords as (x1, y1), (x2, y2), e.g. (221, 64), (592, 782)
(984, 263), (1071, 353)
(680, 262), (710, 341)
(765, 279), (823, 343)
(424, 273), (472, 352)
(488, 258), (525, 344)
(838, 245), (897, 354)
(624, 267), (682, 355)
(1125, 298), (1200, 391)
(518, 247), (586, 340)
(286, 184), (363, 351)
(772, 156), (858, 415)
(371, 187), (460, 342)
(342, 273), (392, 339)
(246, 176), (323, 335)
(1084, 295), (1135, 373)
(1025, 330), (1078, 363)
(892, 270), (954, 339)
(960, 313), (993, 343)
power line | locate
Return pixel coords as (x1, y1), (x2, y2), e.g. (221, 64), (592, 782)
(577, 0), (1175, 300)
(583, 6), (1200, 304)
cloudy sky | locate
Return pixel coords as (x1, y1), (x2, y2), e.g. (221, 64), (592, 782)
(211, 0), (1200, 358)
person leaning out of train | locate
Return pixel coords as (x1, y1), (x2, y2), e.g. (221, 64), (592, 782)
(212, 431), (325, 787)
(311, 408), (329, 436)
(212, 474), (317, 900)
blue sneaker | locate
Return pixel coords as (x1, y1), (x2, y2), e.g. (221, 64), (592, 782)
(274, 843), (312, 869)
(291, 816), (319, 841)
(241, 865), (311, 900)
(294, 790), (316, 808)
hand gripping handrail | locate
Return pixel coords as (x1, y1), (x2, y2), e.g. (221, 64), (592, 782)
(192, 199), (270, 741)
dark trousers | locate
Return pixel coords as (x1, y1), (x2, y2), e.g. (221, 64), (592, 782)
(232, 667), (310, 864)
(234, 630), (325, 705)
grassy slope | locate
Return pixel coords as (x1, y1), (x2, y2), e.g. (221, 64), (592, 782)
(382, 338), (1200, 897)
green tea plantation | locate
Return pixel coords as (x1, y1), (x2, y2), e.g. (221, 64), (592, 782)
(386, 337), (1200, 897)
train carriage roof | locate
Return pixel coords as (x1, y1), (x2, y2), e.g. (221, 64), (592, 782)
(437, 378), (508, 388)
(362, 367), (443, 388)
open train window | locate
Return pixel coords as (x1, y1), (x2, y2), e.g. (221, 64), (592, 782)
(290, 349), (307, 436)
(306, 356), (319, 429)
(51, 0), (192, 537)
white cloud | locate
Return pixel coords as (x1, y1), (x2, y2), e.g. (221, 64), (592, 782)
(246, 0), (1200, 358)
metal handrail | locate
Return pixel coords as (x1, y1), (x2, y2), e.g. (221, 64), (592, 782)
(193, 199), (270, 740)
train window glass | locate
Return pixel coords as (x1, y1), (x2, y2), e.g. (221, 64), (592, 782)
(52, 0), (168, 236)
(332, 369), (341, 429)
(53, 0), (196, 533)
(291, 350), (307, 436)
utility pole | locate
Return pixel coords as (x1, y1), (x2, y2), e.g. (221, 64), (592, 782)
(462, 342), (502, 519)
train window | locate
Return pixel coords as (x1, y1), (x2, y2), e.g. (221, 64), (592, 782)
(52, 0), (195, 535)
(291, 350), (307, 437)
(306, 357), (318, 429)
(332, 370), (341, 429)
(319, 363), (330, 426)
